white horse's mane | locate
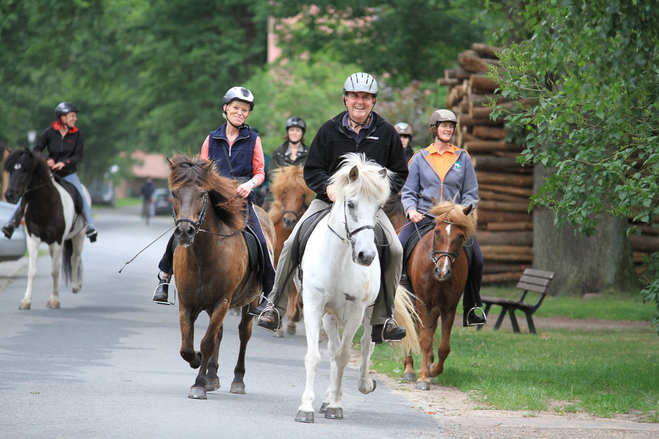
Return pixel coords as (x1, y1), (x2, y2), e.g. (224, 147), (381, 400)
(329, 153), (392, 205)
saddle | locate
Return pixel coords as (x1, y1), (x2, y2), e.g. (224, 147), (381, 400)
(401, 221), (474, 295)
(242, 226), (264, 279)
(53, 175), (84, 215)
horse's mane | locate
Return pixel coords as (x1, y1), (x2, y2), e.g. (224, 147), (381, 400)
(330, 153), (392, 205)
(429, 201), (477, 239)
(168, 154), (245, 230)
(268, 165), (315, 224)
(382, 192), (404, 219)
(3, 149), (51, 180)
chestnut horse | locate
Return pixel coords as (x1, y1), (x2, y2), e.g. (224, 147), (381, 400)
(402, 201), (476, 390)
(168, 154), (275, 399)
(267, 165), (315, 336)
(3, 149), (88, 310)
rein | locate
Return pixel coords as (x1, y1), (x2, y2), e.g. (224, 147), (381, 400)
(327, 199), (375, 245)
(171, 191), (245, 238)
(414, 220), (461, 266)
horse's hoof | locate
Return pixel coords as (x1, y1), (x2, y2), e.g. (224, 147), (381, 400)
(230, 382), (245, 394)
(46, 300), (60, 309)
(403, 372), (416, 382)
(320, 402), (328, 413)
(205, 378), (220, 391)
(325, 407), (343, 420)
(417, 381), (431, 391)
(72, 286), (81, 294)
(18, 302), (31, 310)
(188, 387), (207, 399)
(273, 329), (285, 338)
(286, 325), (296, 335)
(295, 410), (314, 423)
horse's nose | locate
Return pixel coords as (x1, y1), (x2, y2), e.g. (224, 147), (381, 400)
(355, 250), (375, 266)
(283, 215), (296, 229)
(434, 265), (451, 281)
(174, 223), (196, 246)
(4, 190), (17, 204)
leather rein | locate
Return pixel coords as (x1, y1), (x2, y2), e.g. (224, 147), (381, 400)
(172, 192), (243, 238)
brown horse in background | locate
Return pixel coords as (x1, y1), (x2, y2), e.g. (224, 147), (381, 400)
(168, 154), (276, 399)
(383, 192), (406, 233)
(402, 200), (476, 390)
(267, 165), (315, 336)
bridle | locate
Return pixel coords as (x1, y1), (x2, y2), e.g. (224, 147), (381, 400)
(327, 199), (376, 245)
(415, 220), (462, 267)
(282, 198), (308, 222)
(172, 192), (208, 234)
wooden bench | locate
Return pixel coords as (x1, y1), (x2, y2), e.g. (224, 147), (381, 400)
(477, 268), (555, 334)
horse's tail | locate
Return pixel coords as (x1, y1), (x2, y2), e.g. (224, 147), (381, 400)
(62, 239), (81, 286)
(392, 285), (420, 356)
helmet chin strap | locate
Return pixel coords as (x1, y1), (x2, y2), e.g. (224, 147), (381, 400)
(345, 98), (376, 129)
(223, 112), (249, 130)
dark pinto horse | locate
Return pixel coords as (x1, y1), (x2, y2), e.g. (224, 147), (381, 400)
(267, 165), (315, 336)
(3, 149), (88, 310)
(168, 154), (275, 399)
(402, 200), (476, 390)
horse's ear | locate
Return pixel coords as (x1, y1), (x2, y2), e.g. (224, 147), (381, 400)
(349, 166), (359, 182)
(378, 168), (387, 179)
(166, 157), (174, 170)
(463, 204), (473, 216)
(431, 196), (438, 206)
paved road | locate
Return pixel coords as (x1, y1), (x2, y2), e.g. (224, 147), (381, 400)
(0, 206), (441, 438)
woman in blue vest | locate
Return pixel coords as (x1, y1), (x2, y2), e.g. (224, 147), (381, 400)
(152, 87), (275, 306)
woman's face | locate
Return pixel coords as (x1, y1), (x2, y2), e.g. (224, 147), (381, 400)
(61, 112), (77, 129)
(224, 100), (251, 127)
(345, 91), (376, 124)
(399, 135), (410, 148)
(436, 122), (455, 143)
(287, 127), (303, 143)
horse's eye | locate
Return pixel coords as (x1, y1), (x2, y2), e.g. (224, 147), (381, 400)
(199, 192), (205, 200)
(347, 201), (355, 209)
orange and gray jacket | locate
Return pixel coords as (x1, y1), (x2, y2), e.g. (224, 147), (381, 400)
(401, 148), (479, 215)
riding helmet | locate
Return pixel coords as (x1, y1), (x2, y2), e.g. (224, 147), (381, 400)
(395, 122), (413, 137)
(343, 73), (379, 97)
(223, 87), (255, 111)
(285, 117), (306, 134)
(429, 109), (457, 127)
(55, 102), (78, 118)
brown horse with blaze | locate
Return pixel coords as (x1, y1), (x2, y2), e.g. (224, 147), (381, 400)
(402, 200), (476, 390)
(168, 154), (276, 399)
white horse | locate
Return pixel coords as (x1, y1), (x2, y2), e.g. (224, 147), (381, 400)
(293, 153), (418, 423)
(3, 149), (88, 310)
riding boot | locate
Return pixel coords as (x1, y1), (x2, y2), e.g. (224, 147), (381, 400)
(85, 224), (98, 243)
(2, 203), (24, 239)
(255, 289), (284, 330)
(153, 271), (172, 304)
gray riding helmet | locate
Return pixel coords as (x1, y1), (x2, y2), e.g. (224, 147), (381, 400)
(429, 109), (457, 127)
(223, 86), (255, 111)
(55, 102), (78, 118)
(285, 116), (306, 134)
(343, 72), (379, 97)
(395, 122), (413, 137)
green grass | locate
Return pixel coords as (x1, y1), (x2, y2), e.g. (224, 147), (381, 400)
(481, 285), (656, 321)
(115, 197), (142, 208)
(358, 292), (659, 421)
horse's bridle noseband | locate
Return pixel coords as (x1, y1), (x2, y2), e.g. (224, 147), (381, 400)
(415, 221), (462, 266)
(282, 199), (308, 221)
(328, 199), (376, 245)
(173, 192), (208, 234)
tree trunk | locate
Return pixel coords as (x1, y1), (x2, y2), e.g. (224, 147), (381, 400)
(533, 165), (640, 296)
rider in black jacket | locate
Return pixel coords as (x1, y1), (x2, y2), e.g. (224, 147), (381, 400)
(2, 102), (97, 242)
(256, 73), (409, 343)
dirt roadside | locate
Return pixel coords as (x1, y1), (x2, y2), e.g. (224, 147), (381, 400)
(374, 316), (658, 439)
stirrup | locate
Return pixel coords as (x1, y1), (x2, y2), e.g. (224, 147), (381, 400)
(257, 304), (281, 332)
(153, 276), (176, 306)
(381, 317), (403, 344)
(465, 306), (486, 326)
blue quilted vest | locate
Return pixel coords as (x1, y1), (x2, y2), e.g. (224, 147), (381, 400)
(208, 124), (258, 202)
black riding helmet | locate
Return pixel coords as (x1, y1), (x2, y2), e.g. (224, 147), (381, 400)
(55, 102), (78, 118)
(285, 116), (306, 134)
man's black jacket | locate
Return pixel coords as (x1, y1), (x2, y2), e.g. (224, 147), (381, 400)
(304, 111), (409, 203)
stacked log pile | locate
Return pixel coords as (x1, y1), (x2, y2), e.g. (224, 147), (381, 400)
(629, 219), (659, 275)
(439, 44), (534, 283)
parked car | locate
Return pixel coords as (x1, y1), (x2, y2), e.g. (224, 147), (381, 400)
(0, 201), (27, 262)
(153, 188), (174, 215)
(88, 182), (116, 207)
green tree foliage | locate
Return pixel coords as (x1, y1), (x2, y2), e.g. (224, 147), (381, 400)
(270, 0), (500, 85)
(488, 1), (659, 331)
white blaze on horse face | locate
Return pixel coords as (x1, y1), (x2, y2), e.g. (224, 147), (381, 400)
(439, 223), (451, 278)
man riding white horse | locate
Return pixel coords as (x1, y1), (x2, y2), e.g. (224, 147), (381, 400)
(255, 72), (409, 343)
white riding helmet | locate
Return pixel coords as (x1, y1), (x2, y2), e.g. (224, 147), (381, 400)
(343, 73), (379, 97)
(223, 86), (255, 111)
(429, 109), (457, 127)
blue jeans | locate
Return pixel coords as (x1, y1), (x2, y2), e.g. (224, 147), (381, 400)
(62, 173), (95, 228)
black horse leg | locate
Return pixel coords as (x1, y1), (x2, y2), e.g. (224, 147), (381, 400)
(205, 324), (223, 392)
(230, 306), (254, 394)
